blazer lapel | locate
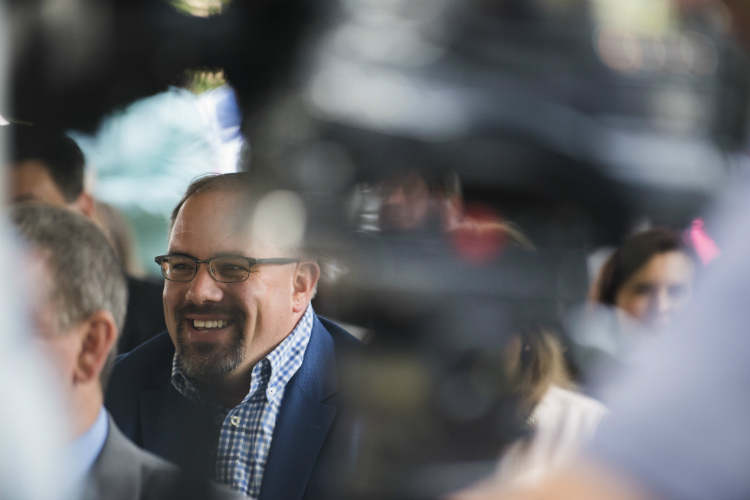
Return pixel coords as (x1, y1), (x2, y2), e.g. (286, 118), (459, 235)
(259, 315), (339, 500)
(138, 367), (197, 464)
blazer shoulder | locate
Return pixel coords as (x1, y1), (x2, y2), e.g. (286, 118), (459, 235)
(83, 417), (179, 500)
(110, 418), (178, 472)
(87, 417), (242, 500)
(316, 316), (363, 351)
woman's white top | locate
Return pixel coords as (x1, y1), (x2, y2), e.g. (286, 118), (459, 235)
(493, 385), (608, 489)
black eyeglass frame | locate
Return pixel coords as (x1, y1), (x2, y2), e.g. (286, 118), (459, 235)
(154, 254), (301, 283)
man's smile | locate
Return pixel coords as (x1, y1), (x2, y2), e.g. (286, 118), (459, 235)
(188, 318), (234, 330)
(183, 315), (239, 343)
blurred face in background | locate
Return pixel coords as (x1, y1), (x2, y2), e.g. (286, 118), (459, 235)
(379, 171), (434, 232)
(8, 160), (95, 220)
(10, 160), (69, 206)
(614, 250), (694, 331)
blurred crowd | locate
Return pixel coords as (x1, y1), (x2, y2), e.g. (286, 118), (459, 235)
(4, 1), (750, 500)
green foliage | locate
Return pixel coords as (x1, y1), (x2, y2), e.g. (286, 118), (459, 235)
(184, 69), (227, 94)
(168, 0), (232, 17)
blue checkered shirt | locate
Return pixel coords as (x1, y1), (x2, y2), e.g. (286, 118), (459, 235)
(171, 303), (314, 498)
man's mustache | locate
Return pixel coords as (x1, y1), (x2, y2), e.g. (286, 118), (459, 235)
(175, 303), (244, 320)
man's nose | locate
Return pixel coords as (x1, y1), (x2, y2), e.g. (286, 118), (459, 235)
(186, 263), (223, 304)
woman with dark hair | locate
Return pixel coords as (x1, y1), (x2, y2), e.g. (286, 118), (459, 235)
(595, 227), (696, 333)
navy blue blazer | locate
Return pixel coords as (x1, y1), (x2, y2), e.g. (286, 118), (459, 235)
(105, 314), (361, 500)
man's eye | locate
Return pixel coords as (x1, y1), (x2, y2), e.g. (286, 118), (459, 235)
(172, 263), (191, 271)
(216, 261), (250, 273)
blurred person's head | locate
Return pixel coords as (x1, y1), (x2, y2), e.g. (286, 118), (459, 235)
(161, 173), (320, 402)
(504, 327), (572, 414)
(95, 201), (141, 276)
(379, 168), (461, 233)
(11, 203), (127, 437)
(596, 227), (696, 332)
(9, 125), (95, 218)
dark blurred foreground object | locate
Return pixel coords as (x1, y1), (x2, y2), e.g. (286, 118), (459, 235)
(237, 0), (750, 498)
(333, 233), (589, 499)
(9, 0), (317, 134)
(249, 0), (750, 242)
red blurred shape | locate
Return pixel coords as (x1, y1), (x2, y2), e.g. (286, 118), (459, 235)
(448, 203), (507, 265)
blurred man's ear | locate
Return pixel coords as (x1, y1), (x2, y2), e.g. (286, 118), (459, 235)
(73, 310), (117, 387)
(292, 261), (321, 314)
(73, 191), (96, 220)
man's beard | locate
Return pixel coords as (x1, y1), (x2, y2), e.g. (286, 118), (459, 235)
(173, 303), (246, 380)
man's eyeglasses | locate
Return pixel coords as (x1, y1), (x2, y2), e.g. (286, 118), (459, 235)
(155, 254), (301, 283)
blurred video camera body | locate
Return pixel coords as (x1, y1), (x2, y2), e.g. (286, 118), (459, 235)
(251, 1), (747, 498)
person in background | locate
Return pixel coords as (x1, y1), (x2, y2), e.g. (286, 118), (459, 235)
(377, 167), (533, 249)
(569, 227), (697, 393)
(10, 203), (241, 500)
(94, 200), (167, 353)
(379, 167), (461, 234)
(497, 329), (607, 487)
(95, 200), (142, 277)
(8, 125), (167, 353)
(457, 328), (607, 497)
(594, 227), (696, 334)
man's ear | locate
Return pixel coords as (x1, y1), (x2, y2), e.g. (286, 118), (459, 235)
(73, 191), (96, 220)
(73, 310), (118, 387)
(292, 261), (321, 313)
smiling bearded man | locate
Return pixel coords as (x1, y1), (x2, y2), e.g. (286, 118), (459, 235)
(105, 173), (361, 500)
(173, 300), (246, 380)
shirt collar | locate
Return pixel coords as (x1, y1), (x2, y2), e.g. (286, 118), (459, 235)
(67, 406), (109, 488)
(172, 303), (315, 406)
(264, 303), (313, 393)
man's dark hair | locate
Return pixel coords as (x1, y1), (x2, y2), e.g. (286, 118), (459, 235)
(170, 172), (320, 296)
(11, 125), (86, 203)
(11, 204), (128, 389)
(597, 226), (696, 306)
(170, 172), (257, 232)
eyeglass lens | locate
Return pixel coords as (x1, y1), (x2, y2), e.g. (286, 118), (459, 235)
(161, 256), (252, 282)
